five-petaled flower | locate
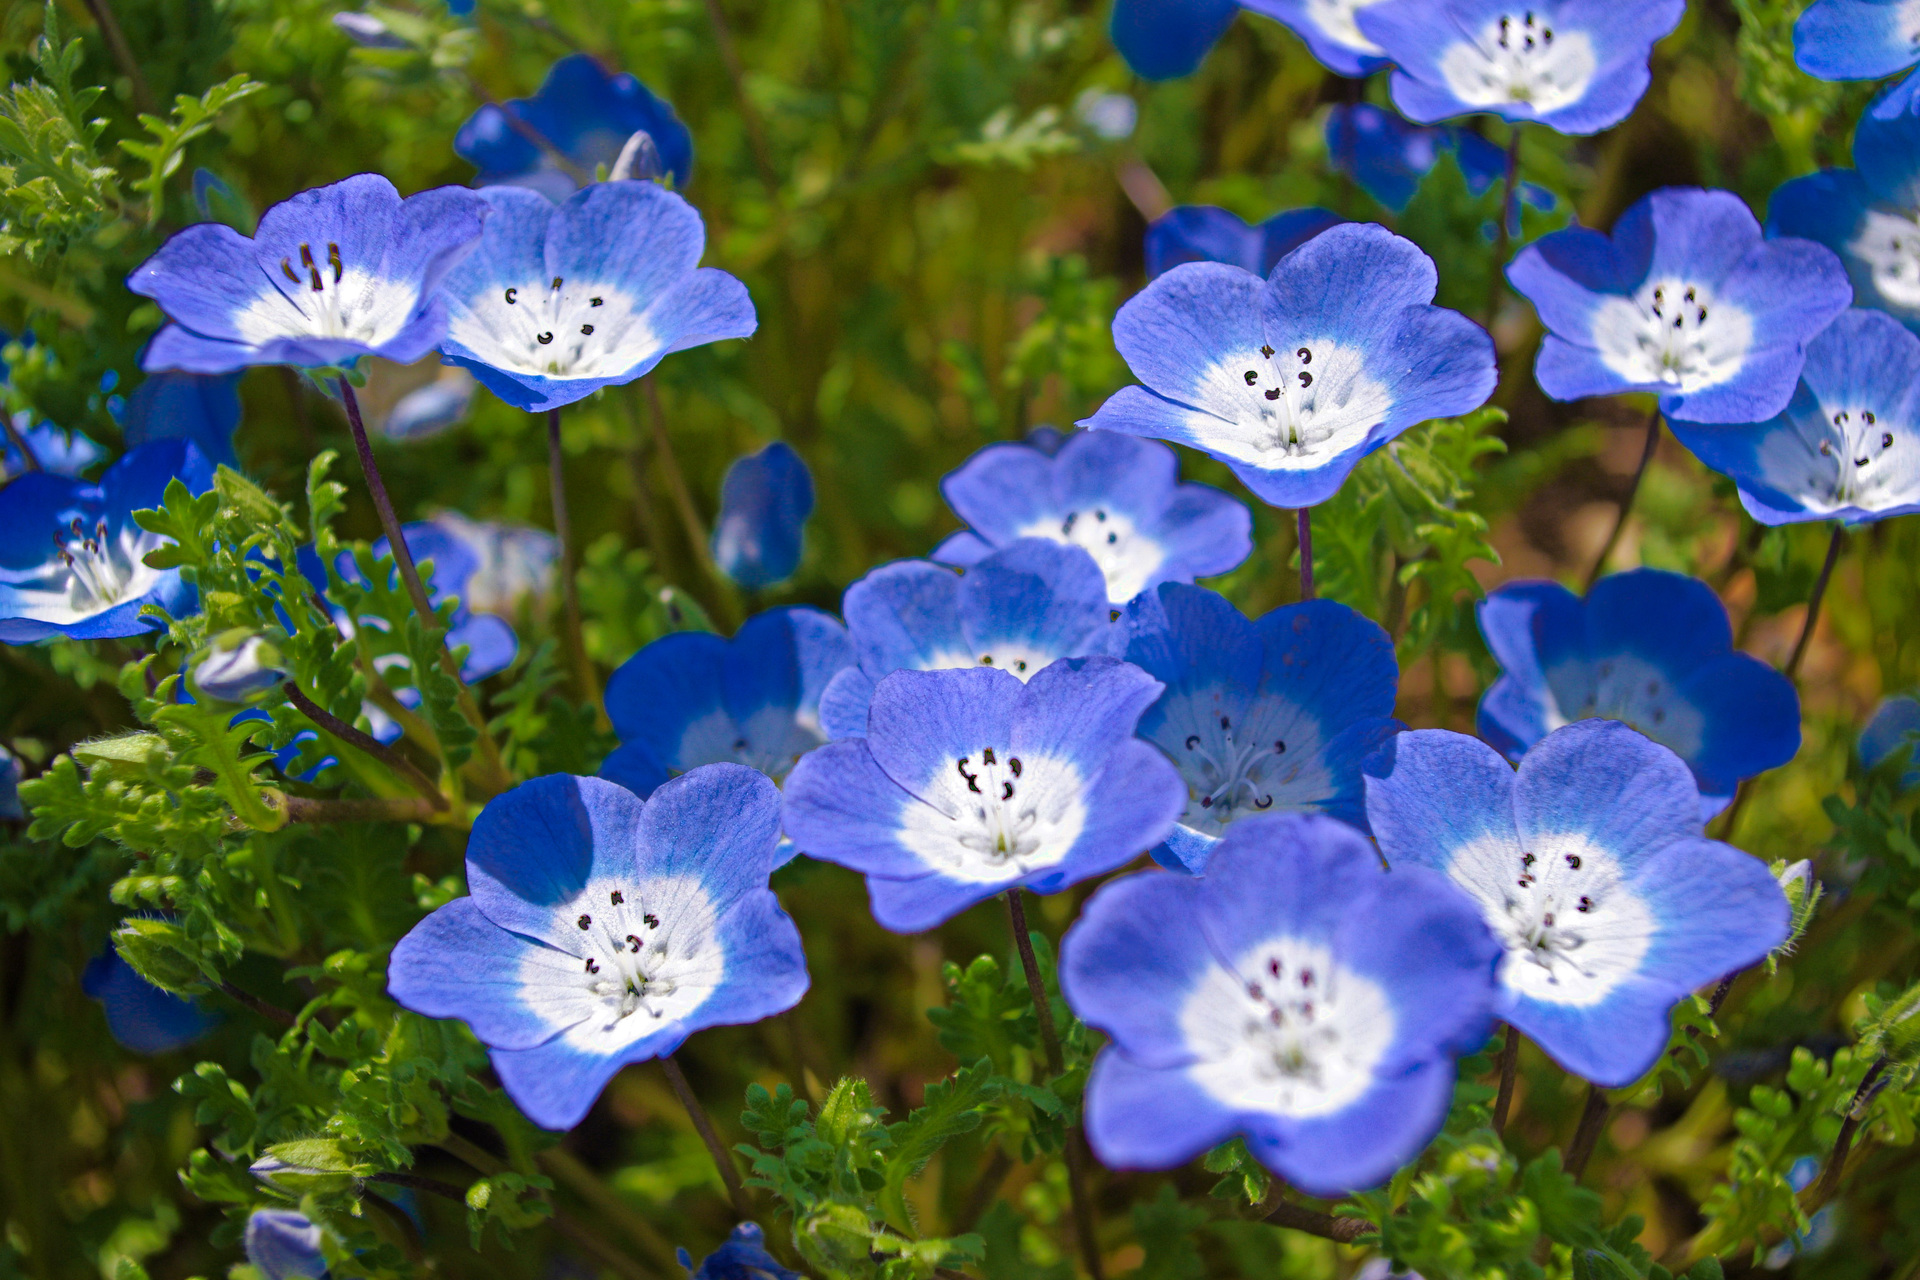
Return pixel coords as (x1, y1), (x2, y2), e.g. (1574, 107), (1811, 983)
(1145, 205), (1343, 282)
(1793, 0), (1920, 81)
(677, 1223), (799, 1280)
(1327, 102), (1557, 216)
(712, 442), (815, 590)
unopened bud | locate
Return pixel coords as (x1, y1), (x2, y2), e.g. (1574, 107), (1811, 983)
(610, 129), (665, 183)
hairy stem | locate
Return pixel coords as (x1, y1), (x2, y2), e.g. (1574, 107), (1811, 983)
(282, 682), (446, 807)
(1586, 406), (1661, 590)
(1813, 1056), (1891, 1203)
(1262, 1197), (1370, 1243)
(660, 1054), (752, 1219)
(1785, 525), (1846, 681)
(1565, 1084), (1610, 1180)
(546, 408), (599, 713)
(1493, 1023), (1520, 1136)
(217, 980), (297, 1027)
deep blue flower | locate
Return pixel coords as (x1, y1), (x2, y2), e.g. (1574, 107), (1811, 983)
(712, 442), (814, 590)
(3, 415), (103, 478)
(0, 744), (21, 821)
(381, 371), (475, 440)
(436, 183), (756, 413)
(122, 371), (242, 469)
(127, 174), (488, 374)
(1793, 0), (1920, 80)
(1326, 103), (1557, 215)
(1862, 693), (1920, 786)
(932, 431), (1252, 605)
(80, 948), (218, 1054)
(1476, 570), (1800, 820)
(388, 767), (809, 1130)
(1144, 206), (1344, 282)
(1363, 720), (1792, 1086)
(1109, 0), (1243, 79)
(0, 439), (213, 643)
(1082, 222), (1496, 508)
(677, 1223), (799, 1280)
(1508, 188), (1852, 422)
(244, 1209), (328, 1280)
(1060, 812), (1500, 1194)
(1124, 585), (1403, 873)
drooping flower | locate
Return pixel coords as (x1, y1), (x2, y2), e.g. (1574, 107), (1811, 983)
(1363, 720), (1792, 1086)
(436, 183), (756, 413)
(80, 948), (218, 1054)
(1326, 103), (1556, 215)
(1108, 0), (1243, 80)
(1124, 585), (1403, 873)
(388, 767), (809, 1130)
(783, 659), (1186, 933)
(933, 431), (1252, 605)
(127, 174), (488, 374)
(122, 371), (242, 469)
(1060, 812), (1500, 1193)
(1144, 205), (1344, 282)
(1082, 222), (1496, 508)
(678, 1223), (800, 1280)
(244, 1209), (328, 1280)
(382, 370), (475, 440)
(3, 415), (103, 479)
(1507, 187), (1852, 422)
(1476, 569), (1800, 820)
(1862, 693), (1920, 787)
(712, 442), (814, 590)
(1793, 0), (1920, 81)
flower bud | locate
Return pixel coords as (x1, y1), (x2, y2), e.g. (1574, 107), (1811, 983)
(610, 129), (666, 183)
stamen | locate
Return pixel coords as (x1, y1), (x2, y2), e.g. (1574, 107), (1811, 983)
(577, 914), (592, 929)
(505, 288), (518, 304)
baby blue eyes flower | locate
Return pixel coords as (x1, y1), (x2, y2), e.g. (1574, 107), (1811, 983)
(1507, 187), (1852, 422)
(122, 371), (242, 469)
(1862, 694), (1920, 786)
(388, 767), (809, 1130)
(678, 1223), (799, 1280)
(933, 430), (1252, 605)
(1059, 812), (1500, 1194)
(1145, 205), (1343, 282)
(4, 416), (103, 478)
(381, 371), (475, 441)
(80, 947), (218, 1054)
(192, 631), (288, 703)
(1109, 0), (1243, 80)
(1363, 720), (1792, 1087)
(1083, 222), (1496, 509)
(712, 442), (814, 590)
(783, 659), (1187, 933)
(426, 510), (558, 619)
(1476, 569), (1800, 820)
(1327, 103), (1556, 215)
(1793, 0), (1920, 80)
(127, 174), (489, 374)
(245, 1209), (328, 1280)
(436, 183), (757, 414)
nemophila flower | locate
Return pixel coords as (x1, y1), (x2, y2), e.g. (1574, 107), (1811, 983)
(381, 370), (475, 440)
(784, 659), (1186, 933)
(0, 439), (213, 643)
(245, 1209), (328, 1280)
(1083, 222), (1496, 508)
(192, 630), (287, 703)
(122, 371), (242, 468)
(816, 539), (1127, 740)
(1862, 694), (1920, 786)
(1326, 103), (1556, 215)
(1123, 585), (1403, 873)
(4, 415), (102, 478)
(0, 745), (22, 821)
(427, 510), (558, 618)
(127, 174), (488, 374)
(712, 442), (814, 590)
(436, 183), (756, 413)
(1793, 0), (1920, 80)
(1059, 812), (1500, 1193)
(932, 430), (1252, 605)
(388, 768), (808, 1130)
(1355, 0), (1685, 135)
(1144, 205), (1343, 282)
(1667, 308), (1920, 524)
(1363, 720), (1792, 1086)
(1476, 569), (1800, 820)
(333, 10), (409, 49)
(678, 1223), (799, 1280)
(1109, 0), (1243, 80)
(1074, 89), (1139, 141)
(1508, 188), (1851, 422)
(1240, 0), (1398, 76)
(80, 949), (218, 1054)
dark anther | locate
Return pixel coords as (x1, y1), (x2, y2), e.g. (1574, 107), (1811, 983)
(1297, 347), (1311, 363)
(1107, 532), (1117, 544)
(1009, 758), (1022, 776)
(1109, 609), (1122, 622)
(1698, 308), (1707, 324)
(1543, 912), (1555, 927)
(1300, 1001), (1314, 1019)
(581, 324), (595, 335)
(1298, 371), (1313, 388)
(1200, 796), (1213, 808)
(983, 747), (996, 765)
(505, 287), (518, 304)
(552, 276), (563, 289)
(1220, 716), (1231, 730)
(1245, 370), (1259, 385)
(1002, 781), (1015, 800)
(1096, 509), (1107, 520)
(591, 296), (604, 306)
(1264, 388), (1281, 401)
(1820, 440), (1835, 456)
(1685, 287), (1696, 302)
(578, 914), (592, 929)
(1835, 411), (1847, 425)
(1885, 432), (1895, 448)
(1269, 1008), (1284, 1025)
(1299, 968), (1314, 987)
(1866, 410), (1877, 424)
(585, 958), (600, 974)
(328, 243), (343, 283)
(538, 332), (555, 344)
(644, 912), (660, 929)
(627, 934), (642, 952)
(979, 654), (993, 665)
(1017, 659), (1030, 670)
(1185, 734), (1201, 749)
(1522, 852), (1535, 865)
(281, 258), (300, 283)
(1578, 896), (1593, 912)
(1856, 455), (1871, 467)
(1673, 315), (1685, 330)
(610, 890), (625, 905)
(1268, 958), (1282, 977)
(1519, 874), (1534, 887)
(1254, 795), (1274, 809)
(1566, 854), (1581, 869)
(733, 738), (748, 751)
(957, 759), (981, 793)
(1247, 982), (1263, 999)
(1260, 344), (1275, 357)
(1274, 740), (1286, 754)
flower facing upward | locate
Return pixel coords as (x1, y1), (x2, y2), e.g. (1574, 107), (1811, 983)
(1364, 720), (1791, 1086)
(712, 442), (815, 590)
(1060, 813), (1500, 1195)
(1793, 0), (1920, 80)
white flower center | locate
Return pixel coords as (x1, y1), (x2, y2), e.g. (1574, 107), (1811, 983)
(534, 874), (722, 1045)
(920, 645), (1057, 680)
(1541, 655), (1707, 762)
(1438, 12), (1597, 113)
(445, 277), (662, 379)
(1202, 340), (1394, 472)
(671, 704), (826, 781)
(4, 518), (167, 624)
(1758, 399), (1910, 513)
(232, 242), (415, 348)
(1591, 277), (1755, 393)
(1303, 0), (1387, 53)
(1168, 707), (1329, 835)
(1849, 208), (1920, 310)
(895, 746), (1088, 883)
(1016, 508), (1166, 603)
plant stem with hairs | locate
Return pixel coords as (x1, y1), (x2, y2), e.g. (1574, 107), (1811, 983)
(661, 1053), (753, 1220)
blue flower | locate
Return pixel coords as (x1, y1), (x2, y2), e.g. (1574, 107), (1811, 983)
(1059, 812), (1500, 1193)
(388, 767), (809, 1130)
(0, 439), (213, 643)
(1508, 188), (1852, 422)
(4, 415), (103, 479)
(1793, 0), (1920, 80)
(1355, 0), (1685, 135)
(1082, 222), (1496, 508)
(1476, 570), (1800, 820)
(933, 431), (1252, 605)
(0, 744), (22, 821)
(712, 442), (814, 590)
(192, 631), (288, 703)
(677, 1223), (799, 1280)
(1666, 308), (1920, 525)
(436, 183), (756, 413)
(426, 510), (557, 619)
(1124, 585), (1403, 873)
(1239, 0), (1397, 76)
(122, 371), (242, 469)
(1145, 206), (1344, 282)
(1363, 720), (1792, 1086)
(381, 371), (475, 440)
(1862, 693), (1920, 786)
(80, 948), (218, 1054)
(244, 1209), (328, 1280)
(1109, 0), (1243, 80)
(1326, 103), (1557, 215)
(127, 174), (489, 374)
(817, 539), (1128, 740)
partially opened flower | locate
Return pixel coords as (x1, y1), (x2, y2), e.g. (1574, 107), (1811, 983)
(1862, 694), (1920, 787)
(1363, 720), (1791, 1086)
(81, 948), (218, 1054)
(1326, 103), (1556, 215)
(933, 430), (1252, 604)
(1476, 569), (1800, 819)
(1793, 0), (1920, 80)
(1060, 812), (1500, 1194)
(1108, 0), (1243, 80)
(1508, 188), (1851, 422)
(388, 767), (809, 1129)
(1144, 205), (1343, 282)
(245, 1210), (328, 1280)
(783, 659), (1186, 933)
(1082, 222), (1495, 508)
(712, 442), (814, 590)
(122, 371), (242, 468)
(678, 1223), (799, 1280)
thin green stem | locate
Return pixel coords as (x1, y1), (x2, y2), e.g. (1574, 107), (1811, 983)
(546, 408), (599, 713)
(660, 1054), (752, 1220)
(1485, 127), (1523, 330)
(700, 0), (781, 189)
(1586, 406), (1661, 590)
(643, 378), (742, 629)
(1296, 508), (1315, 601)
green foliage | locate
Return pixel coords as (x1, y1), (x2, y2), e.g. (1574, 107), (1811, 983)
(0, 4), (123, 258)
(120, 75), (264, 224)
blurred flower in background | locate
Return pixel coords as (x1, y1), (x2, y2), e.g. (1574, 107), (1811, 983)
(1794, 0), (1920, 80)
(678, 1222), (800, 1280)
(381, 369), (476, 440)
(1862, 693), (1920, 787)
(121, 370), (242, 468)
(1143, 204), (1342, 281)
(244, 1209), (328, 1280)
(712, 441), (814, 590)
(81, 947), (218, 1055)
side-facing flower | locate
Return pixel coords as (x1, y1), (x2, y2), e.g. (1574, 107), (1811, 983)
(1508, 187), (1851, 421)
(678, 1223), (799, 1280)
(122, 370), (242, 468)
(81, 947), (218, 1054)
(127, 174), (488, 374)
(425, 510), (558, 619)
(245, 1209), (328, 1280)
(1060, 812), (1500, 1194)
(1327, 103), (1556, 214)
(783, 659), (1186, 933)
(1363, 720), (1791, 1086)
(1145, 206), (1343, 283)
(1793, 0), (1920, 80)
(388, 767), (809, 1130)
(4, 415), (103, 479)
(1862, 693), (1920, 787)
(1476, 569), (1800, 819)
(1240, 0), (1393, 76)
(382, 370), (476, 440)
(1083, 222), (1495, 508)
(712, 442), (814, 590)
(933, 430), (1252, 604)
(1108, 0), (1243, 80)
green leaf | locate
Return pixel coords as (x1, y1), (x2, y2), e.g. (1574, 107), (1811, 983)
(119, 75), (264, 224)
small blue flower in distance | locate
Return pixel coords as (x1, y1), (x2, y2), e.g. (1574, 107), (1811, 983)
(0, 744), (22, 821)
(816, 539), (1127, 740)
(1082, 222), (1496, 509)
(127, 174), (488, 374)
(0, 440), (213, 643)
(1477, 569), (1801, 820)
(784, 659), (1186, 932)
(81, 948), (218, 1054)
(1356, 0), (1684, 135)
(1666, 308), (1920, 525)
(429, 510), (558, 619)
(932, 430), (1253, 605)
(245, 1209), (328, 1280)
(1507, 188), (1852, 422)
(678, 1223), (799, 1280)
(1326, 103), (1557, 215)
(1862, 693), (1920, 786)
(455, 54), (693, 199)
(1060, 812), (1500, 1194)
(713, 442), (814, 590)
(122, 371), (242, 469)
(388, 767), (809, 1130)
(192, 631), (287, 703)
(1144, 206), (1344, 282)
(3, 415), (103, 479)
(1794, 0), (1920, 80)
(1109, 0), (1243, 80)
(437, 183), (756, 413)
(1124, 585), (1403, 873)
(382, 371), (475, 441)
(1363, 720), (1792, 1086)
